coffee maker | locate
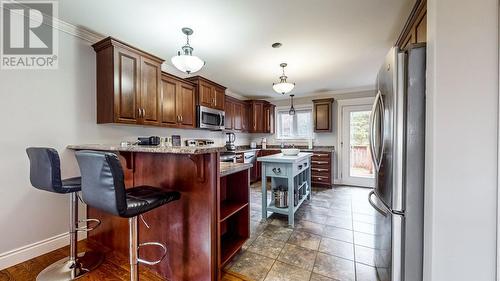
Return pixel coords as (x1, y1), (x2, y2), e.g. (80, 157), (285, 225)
(225, 132), (236, 151)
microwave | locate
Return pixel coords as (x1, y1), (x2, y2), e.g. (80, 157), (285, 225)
(197, 105), (225, 130)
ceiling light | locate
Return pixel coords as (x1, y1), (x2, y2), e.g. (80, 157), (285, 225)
(273, 63), (295, 95)
(289, 94), (296, 115)
(171, 27), (205, 74)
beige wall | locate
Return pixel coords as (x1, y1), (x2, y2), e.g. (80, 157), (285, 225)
(424, 0), (498, 280)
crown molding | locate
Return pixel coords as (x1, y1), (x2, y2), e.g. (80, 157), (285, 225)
(2, 1), (105, 44)
(54, 18), (105, 44)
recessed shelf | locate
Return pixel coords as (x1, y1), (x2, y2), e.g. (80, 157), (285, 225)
(220, 233), (247, 267)
(220, 201), (249, 222)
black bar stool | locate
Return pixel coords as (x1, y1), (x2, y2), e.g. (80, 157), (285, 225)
(75, 150), (180, 281)
(26, 147), (104, 280)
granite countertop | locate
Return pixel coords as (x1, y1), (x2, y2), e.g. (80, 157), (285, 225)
(257, 152), (313, 163)
(67, 144), (226, 155)
(220, 162), (253, 177)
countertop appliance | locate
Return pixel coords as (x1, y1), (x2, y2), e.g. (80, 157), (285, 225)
(185, 139), (215, 147)
(137, 136), (160, 146)
(225, 132), (236, 151)
(197, 105), (225, 130)
(368, 44), (426, 281)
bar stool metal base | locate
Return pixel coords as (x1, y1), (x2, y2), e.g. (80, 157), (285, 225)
(36, 251), (104, 281)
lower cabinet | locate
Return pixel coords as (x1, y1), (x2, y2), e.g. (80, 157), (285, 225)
(311, 151), (333, 187)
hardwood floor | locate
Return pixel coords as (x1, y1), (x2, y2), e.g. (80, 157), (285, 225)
(0, 240), (246, 281)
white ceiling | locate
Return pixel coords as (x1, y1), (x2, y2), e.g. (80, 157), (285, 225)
(58, 0), (413, 99)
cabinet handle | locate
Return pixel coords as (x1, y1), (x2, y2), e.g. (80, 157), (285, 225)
(138, 108), (142, 118)
(141, 108), (145, 118)
(315, 154), (329, 157)
(272, 168), (281, 174)
(180, 115), (183, 122)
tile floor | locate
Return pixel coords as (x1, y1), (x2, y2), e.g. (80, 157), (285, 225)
(225, 182), (382, 281)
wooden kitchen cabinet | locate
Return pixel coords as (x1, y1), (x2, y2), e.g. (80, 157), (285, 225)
(311, 151), (333, 188)
(187, 76), (226, 110)
(225, 98), (235, 130)
(160, 72), (196, 128)
(313, 98), (334, 132)
(93, 37), (164, 125)
(263, 104), (275, 134)
(225, 96), (246, 131)
(242, 104), (249, 132)
(397, 0), (426, 50)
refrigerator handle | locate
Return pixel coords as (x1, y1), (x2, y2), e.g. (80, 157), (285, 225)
(378, 92), (386, 169)
(368, 190), (389, 216)
(369, 91), (380, 169)
(369, 91), (384, 170)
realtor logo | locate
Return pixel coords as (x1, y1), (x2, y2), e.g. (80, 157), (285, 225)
(1, 1), (58, 69)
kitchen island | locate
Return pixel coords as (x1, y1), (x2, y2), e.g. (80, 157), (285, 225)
(257, 152), (313, 227)
(67, 144), (251, 281)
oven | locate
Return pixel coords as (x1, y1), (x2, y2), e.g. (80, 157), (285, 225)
(197, 105), (225, 130)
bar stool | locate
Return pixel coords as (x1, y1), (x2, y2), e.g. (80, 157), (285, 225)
(26, 147), (104, 281)
(75, 150), (180, 281)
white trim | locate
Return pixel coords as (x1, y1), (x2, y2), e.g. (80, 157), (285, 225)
(335, 97), (375, 186)
(0, 232), (87, 270)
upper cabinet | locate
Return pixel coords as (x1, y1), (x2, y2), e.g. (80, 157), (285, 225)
(313, 98), (334, 133)
(160, 72), (196, 128)
(187, 76), (226, 111)
(93, 37), (164, 125)
(396, 0), (426, 50)
(225, 96), (247, 132)
(247, 100), (274, 133)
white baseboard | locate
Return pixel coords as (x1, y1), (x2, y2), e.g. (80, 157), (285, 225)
(0, 232), (87, 270)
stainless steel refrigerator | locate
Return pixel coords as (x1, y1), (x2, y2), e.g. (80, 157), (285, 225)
(368, 44), (426, 281)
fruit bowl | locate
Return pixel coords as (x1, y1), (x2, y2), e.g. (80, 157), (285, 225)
(281, 148), (300, 156)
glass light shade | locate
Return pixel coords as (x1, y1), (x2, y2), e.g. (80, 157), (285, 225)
(171, 55), (205, 74)
(272, 82), (295, 94)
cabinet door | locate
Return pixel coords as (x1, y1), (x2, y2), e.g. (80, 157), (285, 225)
(234, 103), (243, 131)
(160, 76), (178, 127)
(242, 104), (249, 132)
(225, 100), (234, 130)
(314, 102), (333, 132)
(179, 83), (196, 128)
(199, 82), (213, 108)
(214, 87), (226, 110)
(115, 48), (141, 123)
(140, 56), (161, 125)
(254, 103), (264, 132)
(263, 105), (270, 133)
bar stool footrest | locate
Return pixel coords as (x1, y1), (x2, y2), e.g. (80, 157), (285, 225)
(76, 218), (101, 232)
(137, 242), (167, 266)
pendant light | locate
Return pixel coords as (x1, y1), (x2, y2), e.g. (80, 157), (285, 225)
(171, 27), (205, 74)
(273, 63), (295, 95)
(289, 94), (296, 115)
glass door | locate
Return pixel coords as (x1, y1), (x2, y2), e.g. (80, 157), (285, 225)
(341, 105), (375, 187)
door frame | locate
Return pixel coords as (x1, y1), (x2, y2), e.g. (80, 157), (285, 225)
(336, 97), (375, 187)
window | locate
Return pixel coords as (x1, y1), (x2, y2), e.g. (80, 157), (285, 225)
(276, 108), (313, 139)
